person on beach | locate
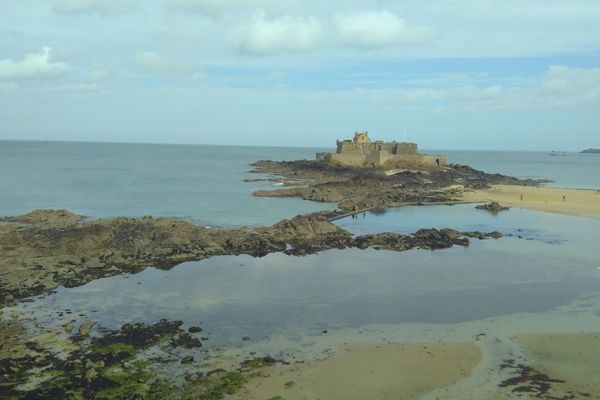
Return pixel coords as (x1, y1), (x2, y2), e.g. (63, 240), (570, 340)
(562, 195), (566, 201)
(520, 194), (523, 201)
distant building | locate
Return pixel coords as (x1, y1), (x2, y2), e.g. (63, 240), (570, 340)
(316, 131), (446, 168)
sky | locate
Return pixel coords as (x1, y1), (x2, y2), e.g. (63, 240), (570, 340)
(0, 0), (599, 150)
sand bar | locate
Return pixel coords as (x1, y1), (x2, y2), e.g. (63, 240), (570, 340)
(233, 342), (482, 400)
(462, 184), (600, 217)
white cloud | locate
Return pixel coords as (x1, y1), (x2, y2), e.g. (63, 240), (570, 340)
(0, 47), (70, 80)
(231, 10), (322, 56)
(344, 65), (600, 112)
(542, 65), (600, 95)
(134, 52), (190, 74)
(334, 10), (436, 49)
(433, 66), (600, 110)
(53, 0), (141, 16)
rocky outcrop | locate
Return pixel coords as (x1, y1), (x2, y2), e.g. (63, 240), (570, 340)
(0, 209), (503, 307)
(249, 160), (548, 212)
(475, 202), (510, 213)
(352, 228), (501, 252)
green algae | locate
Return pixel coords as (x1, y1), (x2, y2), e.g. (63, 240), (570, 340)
(0, 320), (192, 399)
(199, 372), (247, 399)
(181, 371), (247, 400)
(241, 356), (278, 369)
(86, 342), (136, 362)
(1, 318), (282, 400)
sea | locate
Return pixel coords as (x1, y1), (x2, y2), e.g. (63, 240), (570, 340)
(2, 140), (600, 396)
(1, 140), (600, 226)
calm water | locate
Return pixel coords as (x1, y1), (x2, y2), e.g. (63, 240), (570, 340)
(0, 141), (331, 227)
(437, 149), (600, 189)
(15, 206), (600, 348)
(1, 141), (600, 227)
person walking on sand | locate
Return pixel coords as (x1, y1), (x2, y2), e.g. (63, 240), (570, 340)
(520, 194), (523, 201)
(562, 195), (566, 201)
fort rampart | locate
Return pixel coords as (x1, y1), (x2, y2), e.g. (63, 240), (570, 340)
(316, 131), (446, 168)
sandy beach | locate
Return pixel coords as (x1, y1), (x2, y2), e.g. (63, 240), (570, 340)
(233, 342), (482, 400)
(512, 332), (600, 398)
(462, 184), (600, 217)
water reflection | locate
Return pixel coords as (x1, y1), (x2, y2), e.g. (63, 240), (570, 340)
(337, 204), (599, 258)
(18, 238), (600, 346)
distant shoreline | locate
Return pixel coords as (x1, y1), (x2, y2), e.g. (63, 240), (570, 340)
(581, 148), (600, 154)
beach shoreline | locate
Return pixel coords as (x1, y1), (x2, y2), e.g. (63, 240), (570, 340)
(462, 184), (600, 218)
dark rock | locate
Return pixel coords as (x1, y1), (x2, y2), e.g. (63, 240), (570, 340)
(188, 326), (202, 333)
(498, 358), (565, 397)
(475, 202), (509, 212)
(93, 319), (183, 349)
(170, 333), (202, 349)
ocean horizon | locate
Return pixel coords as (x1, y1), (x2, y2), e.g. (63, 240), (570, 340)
(2, 140), (599, 227)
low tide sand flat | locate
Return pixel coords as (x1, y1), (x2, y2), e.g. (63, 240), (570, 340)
(233, 342), (482, 400)
(463, 184), (600, 217)
(511, 333), (600, 398)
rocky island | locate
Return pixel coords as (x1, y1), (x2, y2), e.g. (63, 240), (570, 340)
(250, 132), (544, 213)
(581, 148), (600, 153)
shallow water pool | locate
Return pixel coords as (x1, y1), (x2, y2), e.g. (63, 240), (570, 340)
(13, 205), (600, 351)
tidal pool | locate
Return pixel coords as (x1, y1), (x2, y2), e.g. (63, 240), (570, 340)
(14, 205), (600, 352)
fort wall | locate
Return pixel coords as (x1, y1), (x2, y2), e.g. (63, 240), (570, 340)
(318, 131), (446, 168)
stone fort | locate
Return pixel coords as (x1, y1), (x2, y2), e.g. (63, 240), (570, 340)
(316, 131), (446, 168)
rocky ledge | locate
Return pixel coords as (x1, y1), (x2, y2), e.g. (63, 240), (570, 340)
(249, 160), (547, 212)
(1, 209), (502, 307)
(0, 317), (255, 400)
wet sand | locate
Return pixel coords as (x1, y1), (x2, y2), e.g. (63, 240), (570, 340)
(462, 185), (600, 217)
(234, 342), (482, 400)
(512, 332), (600, 398)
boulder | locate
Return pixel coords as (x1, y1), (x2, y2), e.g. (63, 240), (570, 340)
(475, 202), (509, 213)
